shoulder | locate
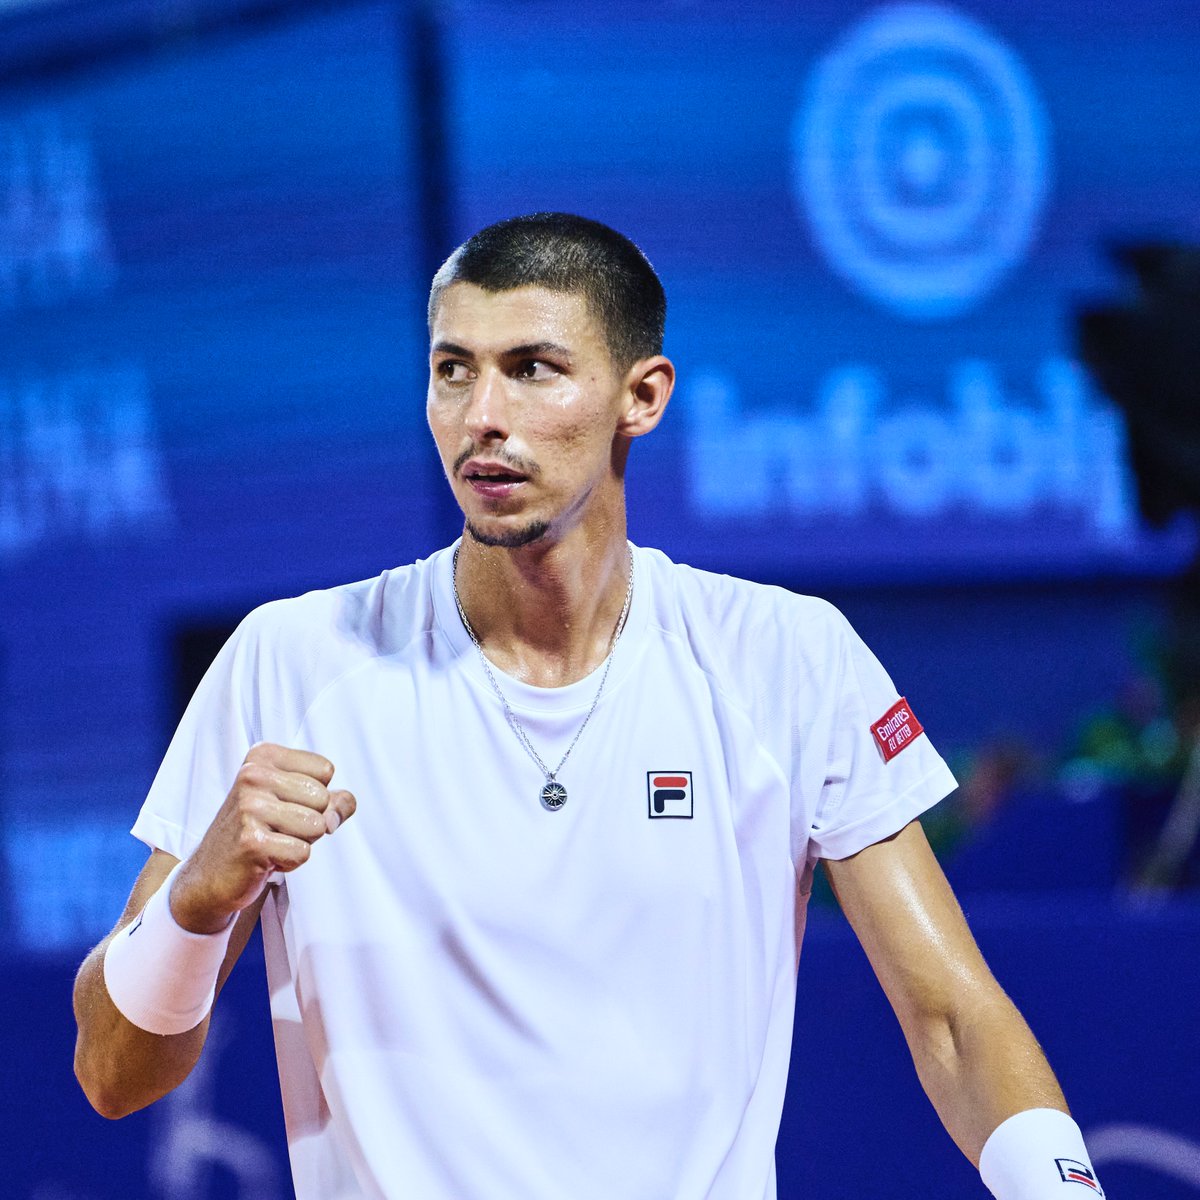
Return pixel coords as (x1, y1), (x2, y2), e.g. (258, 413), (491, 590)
(637, 545), (851, 656)
(634, 549), (877, 784)
(634, 547), (861, 718)
(231, 550), (446, 671)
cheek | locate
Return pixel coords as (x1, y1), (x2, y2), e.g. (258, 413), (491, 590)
(538, 410), (611, 464)
(425, 393), (455, 448)
(540, 386), (619, 450)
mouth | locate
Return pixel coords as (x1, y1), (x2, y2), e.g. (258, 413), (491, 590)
(460, 460), (530, 500)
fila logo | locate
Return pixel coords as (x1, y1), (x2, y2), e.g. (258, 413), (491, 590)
(1055, 1159), (1103, 1194)
(648, 772), (693, 819)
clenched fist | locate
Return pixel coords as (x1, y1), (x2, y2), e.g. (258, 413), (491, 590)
(171, 743), (357, 934)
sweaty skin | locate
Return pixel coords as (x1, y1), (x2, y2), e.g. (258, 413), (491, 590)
(823, 820), (1068, 1164)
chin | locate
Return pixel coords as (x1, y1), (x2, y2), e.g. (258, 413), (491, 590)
(464, 518), (551, 549)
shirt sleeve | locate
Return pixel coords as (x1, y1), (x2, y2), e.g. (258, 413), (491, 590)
(131, 611), (266, 862)
(806, 609), (957, 861)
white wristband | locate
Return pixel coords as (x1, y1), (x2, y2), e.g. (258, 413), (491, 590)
(103, 862), (235, 1036)
(980, 1108), (1104, 1198)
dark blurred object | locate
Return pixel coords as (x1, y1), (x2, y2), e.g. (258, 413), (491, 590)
(1079, 245), (1200, 892)
(1080, 243), (1200, 532)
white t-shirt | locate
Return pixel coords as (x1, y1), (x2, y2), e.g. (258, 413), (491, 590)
(133, 542), (957, 1200)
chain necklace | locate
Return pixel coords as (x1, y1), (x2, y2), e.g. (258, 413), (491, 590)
(452, 545), (634, 812)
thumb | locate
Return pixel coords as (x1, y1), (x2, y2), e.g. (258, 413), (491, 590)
(324, 788), (357, 834)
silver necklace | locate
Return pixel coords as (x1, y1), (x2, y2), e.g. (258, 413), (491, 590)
(452, 545), (634, 812)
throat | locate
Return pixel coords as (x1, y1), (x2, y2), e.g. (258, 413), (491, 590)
(451, 541), (636, 687)
(494, 647), (607, 689)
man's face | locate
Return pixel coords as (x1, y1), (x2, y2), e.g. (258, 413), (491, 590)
(427, 283), (629, 549)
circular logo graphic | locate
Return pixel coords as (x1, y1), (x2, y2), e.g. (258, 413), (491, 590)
(793, 3), (1051, 321)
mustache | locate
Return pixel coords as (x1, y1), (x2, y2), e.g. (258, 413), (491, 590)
(452, 446), (540, 479)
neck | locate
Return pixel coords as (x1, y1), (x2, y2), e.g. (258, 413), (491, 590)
(453, 522), (633, 688)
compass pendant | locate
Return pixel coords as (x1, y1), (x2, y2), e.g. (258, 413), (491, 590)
(540, 780), (568, 811)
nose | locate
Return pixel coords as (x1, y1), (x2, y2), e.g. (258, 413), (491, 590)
(463, 366), (509, 443)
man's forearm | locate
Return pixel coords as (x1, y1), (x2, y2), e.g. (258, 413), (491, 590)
(907, 984), (1069, 1165)
(73, 934), (210, 1119)
(72, 848), (262, 1118)
(823, 823), (1077, 1171)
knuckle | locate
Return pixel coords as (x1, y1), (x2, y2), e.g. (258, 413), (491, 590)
(238, 823), (266, 853)
(236, 762), (270, 791)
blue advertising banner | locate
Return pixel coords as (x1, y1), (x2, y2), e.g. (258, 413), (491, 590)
(0, 1), (438, 950)
(440, 0), (1200, 582)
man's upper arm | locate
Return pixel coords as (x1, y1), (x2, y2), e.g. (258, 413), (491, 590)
(822, 819), (1002, 1029)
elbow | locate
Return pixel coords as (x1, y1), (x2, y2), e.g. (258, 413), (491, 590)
(75, 1059), (126, 1121)
(73, 1023), (196, 1120)
(89, 1094), (135, 1122)
(74, 1045), (145, 1121)
(76, 1079), (127, 1122)
(909, 1008), (962, 1077)
(901, 988), (994, 1075)
(905, 987), (1023, 1081)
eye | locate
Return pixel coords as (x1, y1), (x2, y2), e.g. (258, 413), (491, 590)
(514, 359), (559, 381)
(436, 360), (473, 384)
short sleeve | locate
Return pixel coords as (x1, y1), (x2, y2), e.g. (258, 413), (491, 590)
(131, 612), (265, 861)
(805, 611), (957, 861)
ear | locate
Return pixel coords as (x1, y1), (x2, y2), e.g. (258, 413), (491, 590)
(617, 356), (675, 439)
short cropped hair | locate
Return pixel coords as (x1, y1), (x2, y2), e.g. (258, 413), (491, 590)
(428, 213), (666, 369)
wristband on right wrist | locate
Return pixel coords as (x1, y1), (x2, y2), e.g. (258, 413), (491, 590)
(102, 862), (235, 1036)
(979, 1108), (1104, 1198)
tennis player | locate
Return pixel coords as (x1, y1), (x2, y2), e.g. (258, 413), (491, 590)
(74, 213), (1103, 1199)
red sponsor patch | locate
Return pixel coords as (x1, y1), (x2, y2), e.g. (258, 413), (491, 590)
(871, 698), (924, 763)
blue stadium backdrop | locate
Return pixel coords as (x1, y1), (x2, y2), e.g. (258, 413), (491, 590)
(1, 0), (1199, 1197)
(0, 0), (440, 952)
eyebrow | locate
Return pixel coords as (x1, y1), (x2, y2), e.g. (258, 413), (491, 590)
(430, 340), (574, 361)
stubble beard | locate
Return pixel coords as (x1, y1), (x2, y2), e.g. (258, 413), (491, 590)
(463, 517), (551, 549)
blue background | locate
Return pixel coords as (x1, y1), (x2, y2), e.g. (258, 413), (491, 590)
(1, 0), (1198, 1196)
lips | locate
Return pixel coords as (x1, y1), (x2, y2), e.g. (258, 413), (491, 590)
(461, 459), (528, 499)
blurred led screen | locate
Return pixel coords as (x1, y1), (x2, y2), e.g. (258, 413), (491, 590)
(0, 1), (431, 945)
(441, 0), (1200, 582)
(1, 2), (430, 584)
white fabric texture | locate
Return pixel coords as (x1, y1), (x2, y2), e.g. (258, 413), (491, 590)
(980, 1109), (1104, 1198)
(132, 542), (957, 1200)
(103, 861), (233, 1035)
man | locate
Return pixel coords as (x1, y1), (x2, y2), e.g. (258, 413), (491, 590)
(74, 213), (1103, 1199)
